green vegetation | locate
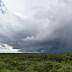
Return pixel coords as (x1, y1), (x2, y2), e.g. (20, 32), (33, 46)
(0, 52), (72, 72)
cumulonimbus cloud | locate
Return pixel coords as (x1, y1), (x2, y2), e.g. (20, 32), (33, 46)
(0, 0), (72, 53)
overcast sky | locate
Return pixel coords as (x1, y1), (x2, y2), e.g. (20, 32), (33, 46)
(0, 0), (72, 53)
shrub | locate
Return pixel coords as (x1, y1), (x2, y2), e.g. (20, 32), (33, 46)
(16, 65), (27, 71)
(66, 52), (71, 56)
(33, 62), (45, 72)
(53, 62), (61, 69)
(10, 70), (21, 72)
(58, 64), (72, 72)
(4, 58), (19, 66)
(40, 54), (48, 59)
(0, 69), (10, 72)
(0, 61), (7, 69)
(49, 68), (58, 72)
(44, 61), (53, 71)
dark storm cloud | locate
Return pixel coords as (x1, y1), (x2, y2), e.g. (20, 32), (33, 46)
(19, 22), (72, 53)
(32, 22), (72, 53)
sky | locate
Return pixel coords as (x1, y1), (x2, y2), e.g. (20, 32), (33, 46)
(0, 0), (72, 53)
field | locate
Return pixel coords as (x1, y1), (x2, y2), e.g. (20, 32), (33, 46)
(0, 52), (72, 72)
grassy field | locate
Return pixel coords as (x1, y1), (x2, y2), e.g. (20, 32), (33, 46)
(0, 52), (72, 72)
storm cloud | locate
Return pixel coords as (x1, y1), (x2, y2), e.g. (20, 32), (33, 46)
(0, 0), (72, 53)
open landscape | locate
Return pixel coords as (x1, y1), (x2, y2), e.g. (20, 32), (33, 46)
(0, 52), (72, 72)
(0, 0), (72, 72)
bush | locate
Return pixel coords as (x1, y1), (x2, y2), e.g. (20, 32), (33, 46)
(33, 63), (45, 72)
(10, 70), (21, 72)
(3, 58), (12, 63)
(4, 58), (19, 66)
(40, 54), (48, 59)
(49, 68), (58, 72)
(66, 52), (71, 56)
(58, 64), (72, 72)
(44, 61), (53, 71)
(55, 56), (62, 62)
(0, 69), (10, 72)
(0, 61), (7, 69)
(16, 65), (27, 71)
(10, 61), (19, 66)
(53, 62), (61, 69)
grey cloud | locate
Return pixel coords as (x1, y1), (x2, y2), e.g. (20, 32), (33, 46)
(1, 0), (72, 53)
(33, 10), (48, 20)
(18, 0), (72, 53)
(32, 6), (45, 11)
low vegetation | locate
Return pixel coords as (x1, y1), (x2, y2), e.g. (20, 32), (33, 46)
(0, 52), (72, 72)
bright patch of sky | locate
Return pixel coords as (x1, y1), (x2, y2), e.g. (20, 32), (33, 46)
(2, 0), (58, 19)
